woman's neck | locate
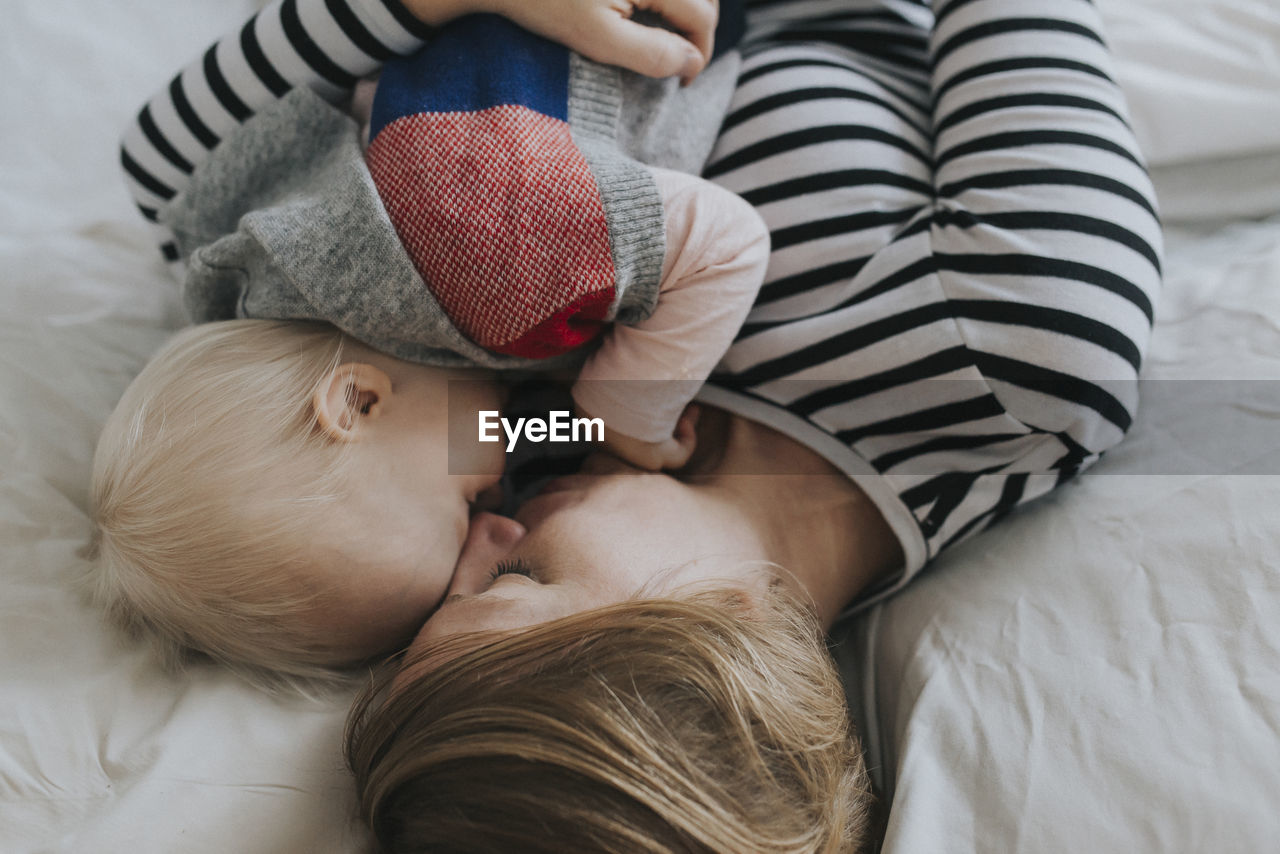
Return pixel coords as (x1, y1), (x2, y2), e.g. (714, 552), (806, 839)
(683, 407), (903, 629)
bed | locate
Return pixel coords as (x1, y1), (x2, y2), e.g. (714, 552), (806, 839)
(2, 0), (1277, 851)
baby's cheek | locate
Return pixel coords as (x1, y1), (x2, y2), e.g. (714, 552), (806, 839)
(415, 516), (466, 609)
(377, 562), (453, 647)
(477, 440), (507, 479)
(444, 386), (507, 480)
(452, 427), (507, 483)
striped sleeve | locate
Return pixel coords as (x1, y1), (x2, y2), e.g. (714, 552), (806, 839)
(120, 0), (433, 263)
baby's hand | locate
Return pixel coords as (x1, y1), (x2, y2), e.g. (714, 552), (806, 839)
(582, 403), (701, 471)
(459, 0), (717, 84)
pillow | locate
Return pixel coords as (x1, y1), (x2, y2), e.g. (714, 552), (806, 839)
(1099, 0), (1280, 220)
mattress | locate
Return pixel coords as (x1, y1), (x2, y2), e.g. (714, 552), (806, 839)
(3, 0), (1278, 851)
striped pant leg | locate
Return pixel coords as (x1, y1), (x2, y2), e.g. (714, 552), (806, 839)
(706, 0), (1162, 579)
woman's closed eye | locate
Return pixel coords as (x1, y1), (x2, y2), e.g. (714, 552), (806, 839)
(488, 558), (535, 584)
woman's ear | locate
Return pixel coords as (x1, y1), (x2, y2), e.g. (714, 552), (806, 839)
(312, 363), (393, 442)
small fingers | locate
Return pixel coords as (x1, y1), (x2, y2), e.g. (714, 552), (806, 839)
(657, 437), (696, 470)
(660, 407), (700, 469)
(579, 13), (708, 80)
(604, 440), (662, 471)
(672, 403), (700, 450)
(639, 0), (717, 64)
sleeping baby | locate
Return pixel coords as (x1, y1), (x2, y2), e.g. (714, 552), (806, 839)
(88, 0), (766, 687)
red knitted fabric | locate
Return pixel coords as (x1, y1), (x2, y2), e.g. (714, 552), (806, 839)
(366, 104), (616, 357)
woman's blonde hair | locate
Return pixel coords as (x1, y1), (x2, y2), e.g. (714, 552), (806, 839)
(346, 590), (874, 853)
(86, 319), (358, 688)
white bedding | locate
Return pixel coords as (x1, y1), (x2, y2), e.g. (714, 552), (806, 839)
(1102, 0), (1280, 222)
(3, 0), (1278, 852)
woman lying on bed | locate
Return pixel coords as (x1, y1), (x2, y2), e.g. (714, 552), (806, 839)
(102, 0), (1159, 846)
(344, 0), (1162, 849)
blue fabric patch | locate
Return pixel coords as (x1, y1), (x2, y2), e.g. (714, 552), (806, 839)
(713, 0), (745, 60)
(369, 14), (569, 141)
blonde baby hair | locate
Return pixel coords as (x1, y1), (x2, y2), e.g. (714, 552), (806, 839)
(346, 590), (875, 853)
(87, 318), (360, 689)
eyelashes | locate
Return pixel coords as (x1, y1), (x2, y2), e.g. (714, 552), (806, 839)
(488, 558), (534, 583)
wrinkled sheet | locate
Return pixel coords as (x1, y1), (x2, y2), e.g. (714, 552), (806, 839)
(2, 0), (1279, 852)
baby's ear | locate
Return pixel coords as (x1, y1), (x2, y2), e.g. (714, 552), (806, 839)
(312, 363), (392, 442)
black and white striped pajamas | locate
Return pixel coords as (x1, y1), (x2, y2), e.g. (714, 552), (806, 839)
(699, 0), (1161, 605)
(120, 0), (1161, 607)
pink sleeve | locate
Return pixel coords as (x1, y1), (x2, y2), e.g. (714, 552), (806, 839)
(571, 167), (769, 442)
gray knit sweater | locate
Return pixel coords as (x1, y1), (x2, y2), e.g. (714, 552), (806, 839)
(163, 32), (740, 372)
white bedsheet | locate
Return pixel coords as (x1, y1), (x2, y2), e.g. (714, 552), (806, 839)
(2, 3), (369, 851)
(3, 0), (1279, 852)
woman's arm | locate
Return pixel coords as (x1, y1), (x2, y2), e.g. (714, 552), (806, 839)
(121, 0), (718, 265)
